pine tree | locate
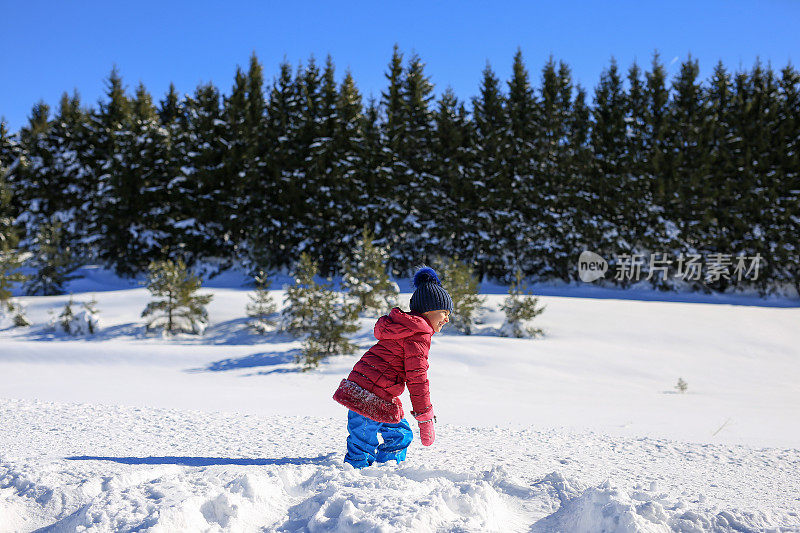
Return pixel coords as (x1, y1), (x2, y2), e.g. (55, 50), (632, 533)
(704, 61), (739, 280)
(15, 101), (56, 245)
(499, 268), (545, 338)
(667, 56), (712, 266)
(773, 65), (800, 297)
(59, 295), (76, 333)
(0, 170), (29, 317)
(624, 61), (661, 281)
(246, 269), (278, 334)
(238, 52), (271, 269)
(221, 65), (250, 263)
(399, 53), (438, 264)
(24, 217), (81, 296)
(82, 295), (100, 334)
(283, 252), (358, 369)
(589, 59), (630, 264)
(436, 255), (485, 334)
(171, 82), (233, 270)
(378, 46), (411, 272)
(129, 82), (173, 270)
(15, 93), (93, 261)
(300, 284), (359, 370)
(471, 63), (508, 280)
(644, 52), (671, 210)
(141, 258), (213, 334)
(433, 88), (477, 262)
(303, 55), (343, 274)
(283, 252), (318, 334)
(341, 226), (399, 317)
(335, 70), (370, 240)
(505, 50), (540, 277)
(88, 66), (142, 276)
(532, 57), (577, 280)
(250, 60), (300, 271)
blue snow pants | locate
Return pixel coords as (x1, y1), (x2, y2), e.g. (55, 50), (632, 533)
(344, 410), (413, 468)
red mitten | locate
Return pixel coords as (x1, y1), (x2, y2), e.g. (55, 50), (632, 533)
(413, 408), (437, 446)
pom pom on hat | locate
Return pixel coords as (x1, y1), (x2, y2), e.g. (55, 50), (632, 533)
(412, 266), (441, 288)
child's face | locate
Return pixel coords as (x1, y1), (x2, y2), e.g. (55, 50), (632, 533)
(422, 309), (450, 333)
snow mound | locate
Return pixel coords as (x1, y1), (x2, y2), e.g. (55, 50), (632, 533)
(3, 455), (788, 532)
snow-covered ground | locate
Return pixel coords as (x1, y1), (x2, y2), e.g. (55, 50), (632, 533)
(1, 266), (799, 531)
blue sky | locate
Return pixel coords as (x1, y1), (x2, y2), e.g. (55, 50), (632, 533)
(1, 0), (798, 133)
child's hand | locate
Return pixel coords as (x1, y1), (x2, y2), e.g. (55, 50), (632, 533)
(413, 408), (436, 446)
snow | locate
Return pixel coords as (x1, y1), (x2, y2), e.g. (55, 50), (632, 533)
(1, 265), (799, 531)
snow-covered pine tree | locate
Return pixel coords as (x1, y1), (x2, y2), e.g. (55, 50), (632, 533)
(14, 101), (55, 240)
(728, 62), (782, 295)
(249, 61), (300, 272)
(15, 94), (93, 262)
(24, 217), (81, 296)
(246, 269), (277, 334)
(341, 226), (399, 317)
(128, 82), (173, 271)
(398, 53), (439, 264)
(433, 88), (477, 263)
(625, 61), (665, 287)
(237, 53), (271, 270)
(141, 258), (213, 335)
(504, 50), (540, 278)
(589, 59), (630, 269)
(499, 268), (545, 338)
(471, 63), (508, 280)
(436, 255), (485, 335)
(50, 294), (99, 335)
(667, 57), (714, 286)
(703, 62), (739, 291)
(336, 70), (370, 248)
(87, 66), (140, 277)
(169, 82), (232, 271)
(537, 59), (583, 282)
(378, 46), (411, 272)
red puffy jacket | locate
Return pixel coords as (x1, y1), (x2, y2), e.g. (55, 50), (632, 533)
(339, 307), (434, 420)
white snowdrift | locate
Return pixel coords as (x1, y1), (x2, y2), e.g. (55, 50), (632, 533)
(1, 399), (797, 532)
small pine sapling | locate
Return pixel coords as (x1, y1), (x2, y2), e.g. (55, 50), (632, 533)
(283, 253), (318, 335)
(341, 226), (399, 317)
(246, 269), (277, 334)
(675, 378), (688, 394)
(81, 295), (101, 334)
(499, 268), (546, 338)
(436, 255), (485, 334)
(59, 295), (76, 333)
(141, 259), (213, 335)
(284, 253), (359, 370)
(300, 286), (359, 371)
(8, 300), (30, 327)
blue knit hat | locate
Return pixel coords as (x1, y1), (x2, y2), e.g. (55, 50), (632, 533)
(409, 267), (453, 315)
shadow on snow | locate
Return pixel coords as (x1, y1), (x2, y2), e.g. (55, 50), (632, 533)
(64, 453), (336, 467)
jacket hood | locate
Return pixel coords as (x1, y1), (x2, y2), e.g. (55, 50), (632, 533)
(374, 307), (434, 340)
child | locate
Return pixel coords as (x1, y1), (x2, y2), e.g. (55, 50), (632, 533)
(332, 266), (453, 468)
